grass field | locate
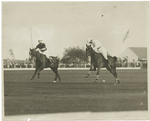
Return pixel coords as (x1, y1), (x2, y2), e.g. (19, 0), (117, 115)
(4, 69), (148, 117)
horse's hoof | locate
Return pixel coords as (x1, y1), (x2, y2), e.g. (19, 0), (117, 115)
(85, 76), (88, 78)
(90, 69), (96, 71)
(30, 77), (34, 80)
(95, 79), (98, 83)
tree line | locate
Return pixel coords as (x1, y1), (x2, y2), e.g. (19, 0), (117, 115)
(60, 46), (87, 64)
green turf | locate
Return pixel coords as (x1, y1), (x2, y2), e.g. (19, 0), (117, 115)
(4, 69), (147, 115)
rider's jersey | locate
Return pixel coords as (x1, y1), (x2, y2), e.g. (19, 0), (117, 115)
(90, 39), (103, 51)
(35, 43), (47, 52)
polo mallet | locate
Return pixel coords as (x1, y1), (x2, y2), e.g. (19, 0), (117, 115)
(123, 29), (130, 43)
(30, 26), (33, 48)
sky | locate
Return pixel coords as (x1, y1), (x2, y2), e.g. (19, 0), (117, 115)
(2, 1), (149, 60)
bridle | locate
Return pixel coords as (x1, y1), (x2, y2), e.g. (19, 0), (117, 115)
(86, 44), (93, 57)
(29, 48), (36, 61)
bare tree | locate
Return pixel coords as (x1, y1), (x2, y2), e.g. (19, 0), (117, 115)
(9, 49), (14, 59)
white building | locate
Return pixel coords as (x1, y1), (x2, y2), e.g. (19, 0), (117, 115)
(119, 47), (147, 62)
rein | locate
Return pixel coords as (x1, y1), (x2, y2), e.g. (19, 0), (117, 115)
(31, 50), (41, 61)
(35, 51), (42, 60)
(88, 47), (95, 58)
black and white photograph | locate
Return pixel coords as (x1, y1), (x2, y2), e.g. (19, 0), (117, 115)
(2, 1), (149, 120)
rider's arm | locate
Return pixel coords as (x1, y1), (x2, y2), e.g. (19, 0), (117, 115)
(94, 40), (102, 50)
(40, 48), (47, 51)
(35, 45), (40, 51)
(35, 45), (38, 49)
(40, 43), (47, 52)
(92, 42), (97, 51)
(93, 47), (97, 52)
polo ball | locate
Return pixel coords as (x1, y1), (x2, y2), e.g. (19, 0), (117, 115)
(103, 80), (105, 82)
(53, 81), (56, 83)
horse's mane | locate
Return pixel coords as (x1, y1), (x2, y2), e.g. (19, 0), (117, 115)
(90, 47), (103, 57)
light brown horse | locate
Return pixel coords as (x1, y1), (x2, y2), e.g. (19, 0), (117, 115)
(85, 44), (120, 85)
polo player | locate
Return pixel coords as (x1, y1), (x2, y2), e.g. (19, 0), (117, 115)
(35, 39), (54, 67)
(87, 38), (111, 70)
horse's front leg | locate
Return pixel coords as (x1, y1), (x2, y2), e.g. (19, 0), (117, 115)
(85, 70), (92, 78)
(31, 68), (37, 80)
(37, 65), (44, 79)
(85, 63), (95, 78)
(37, 72), (40, 79)
(95, 67), (100, 82)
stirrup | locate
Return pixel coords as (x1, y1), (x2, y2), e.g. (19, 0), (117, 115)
(50, 63), (54, 67)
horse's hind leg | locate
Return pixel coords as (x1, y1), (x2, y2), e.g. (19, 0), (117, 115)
(106, 65), (119, 85)
(51, 67), (61, 82)
(111, 66), (120, 84)
(37, 72), (40, 79)
(57, 71), (61, 82)
(55, 69), (61, 82)
(54, 70), (58, 81)
(112, 70), (119, 85)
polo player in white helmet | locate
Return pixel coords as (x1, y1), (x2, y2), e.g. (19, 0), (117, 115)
(35, 39), (54, 67)
(87, 38), (111, 69)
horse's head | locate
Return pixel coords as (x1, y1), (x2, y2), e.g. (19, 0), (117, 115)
(29, 48), (36, 61)
(86, 44), (93, 57)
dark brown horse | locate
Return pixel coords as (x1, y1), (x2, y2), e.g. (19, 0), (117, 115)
(29, 48), (61, 82)
(86, 44), (119, 85)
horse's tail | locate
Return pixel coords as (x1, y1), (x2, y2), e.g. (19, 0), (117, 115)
(113, 56), (117, 62)
(56, 57), (60, 64)
(55, 57), (60, 67)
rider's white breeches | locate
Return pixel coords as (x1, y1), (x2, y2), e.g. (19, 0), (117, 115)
(37, 50), (50, 58)
(96, 46), (108, 60)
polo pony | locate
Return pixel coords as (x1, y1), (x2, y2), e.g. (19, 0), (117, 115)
(86, 44), (120, 85)
(29, 48), (61, 82)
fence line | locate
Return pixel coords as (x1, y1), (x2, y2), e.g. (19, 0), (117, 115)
(3, 62), (147, 69)
(3, 67), (141, 71)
